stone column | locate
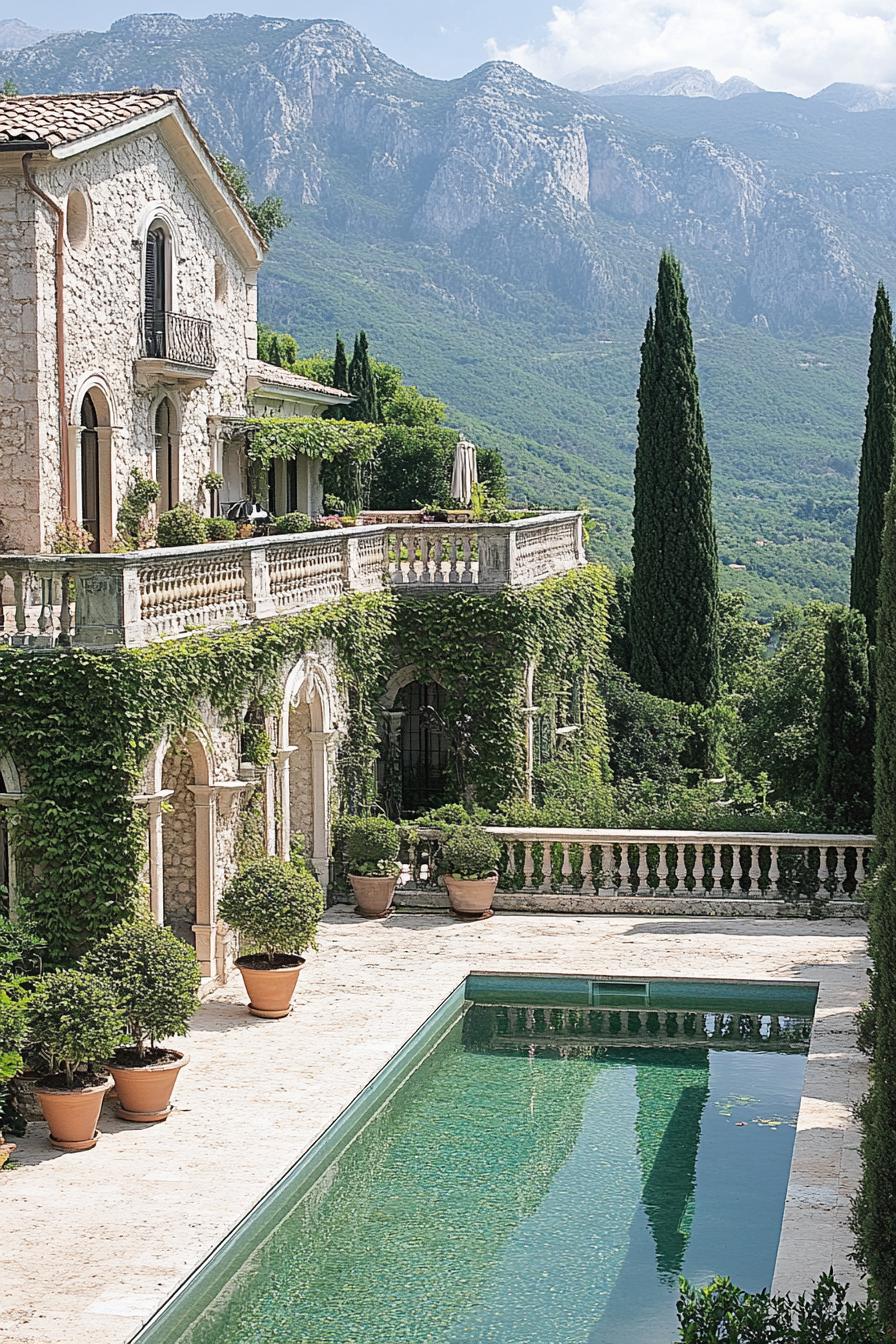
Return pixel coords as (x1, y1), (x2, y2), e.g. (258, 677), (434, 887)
(134, 788), (174, 924)
(187, 784), (217, 979)
(309, 729), (339, 888)
(274, 745), (297, 860)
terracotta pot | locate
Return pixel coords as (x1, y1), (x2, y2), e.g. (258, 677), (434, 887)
(34, 1075), (113, 1151)
(0, 1138), (16, 1169)
(109, 1050), (188, 1123)
(236, 955), (304, 1019)
(444, 873), (499, 918)
(349, 873), (397, 918)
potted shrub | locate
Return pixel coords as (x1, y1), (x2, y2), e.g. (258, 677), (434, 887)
(82, 920), (200, 1124)
(440, 824), (502, 918)
(0, 991), (27, 1168)
(345, 816), (402, 918)
(28, 969), (124, 1151)
(220, 855), (324, 1018)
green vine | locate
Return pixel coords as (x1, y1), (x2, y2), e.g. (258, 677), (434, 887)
(0, 592), (395, 965)
(392, 566), (613, 815)
(0, 566), (611, 964)
(244, 418), (381, 467)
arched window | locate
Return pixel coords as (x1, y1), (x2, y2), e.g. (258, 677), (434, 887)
(154, 398), (179, 513)
(144, 223), (168, 357)
(79, 392), (100, 552)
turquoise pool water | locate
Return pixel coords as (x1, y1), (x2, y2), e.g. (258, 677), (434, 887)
(141, 978), (814, 1344)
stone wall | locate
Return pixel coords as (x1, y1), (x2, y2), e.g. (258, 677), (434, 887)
(287, 700), (314, 856)
(0, 127), (258, 552)
(0, 172), (42, 552)
(161, 744), (197, 946)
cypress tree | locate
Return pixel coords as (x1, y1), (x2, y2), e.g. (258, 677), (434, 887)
(267, 333), (283, 367)
(629, 252), (720, 706)
(851, 283), (896, 645)
(816, 606), (873, 828)
(333, 334), (348, 391)
(852, 454), (896, 1329)
(347, 330), (381, 422)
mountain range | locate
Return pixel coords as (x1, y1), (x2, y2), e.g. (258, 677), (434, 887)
(2, 13), (895, 613)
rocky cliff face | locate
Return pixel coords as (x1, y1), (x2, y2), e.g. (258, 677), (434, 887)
(2, 13), (894, 332)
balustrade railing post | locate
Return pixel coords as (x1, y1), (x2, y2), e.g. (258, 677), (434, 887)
(242, 544), (276, 620)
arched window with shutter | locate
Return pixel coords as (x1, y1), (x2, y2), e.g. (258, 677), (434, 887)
(144, 224), (167, 357)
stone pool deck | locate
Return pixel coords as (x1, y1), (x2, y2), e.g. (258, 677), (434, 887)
(2, 911), (869, 1343)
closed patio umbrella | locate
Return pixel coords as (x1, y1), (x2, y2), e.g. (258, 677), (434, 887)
(450, 435), (478, 507)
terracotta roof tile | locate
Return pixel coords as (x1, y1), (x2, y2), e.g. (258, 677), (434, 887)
(249, 359), (355, 400)
(0, 89), (176, 149)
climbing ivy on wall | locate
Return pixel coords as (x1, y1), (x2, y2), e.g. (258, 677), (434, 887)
(0, 593), (395, 966)
(0, 565), (611, 965)
(392, 566), (613, 816)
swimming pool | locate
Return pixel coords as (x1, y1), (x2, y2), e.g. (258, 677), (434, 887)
(132, 974), (816, 1344)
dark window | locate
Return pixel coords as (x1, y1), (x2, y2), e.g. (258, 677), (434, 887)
(154, 399), (177, 512)
(144, 226), (167, 357)
(396, 680), (451, 813)
(286, 457), (298, 513)
(80, 392), (100, 552)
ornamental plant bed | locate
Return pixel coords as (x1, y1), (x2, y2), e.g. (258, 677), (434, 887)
(83, 919), (200, 1123)
(440, 825), (502, 919)
(221, 855), (324, 1019)
(345, 815), (402, 918)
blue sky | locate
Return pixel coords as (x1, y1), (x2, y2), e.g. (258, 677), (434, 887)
(13, 1), (556, 81)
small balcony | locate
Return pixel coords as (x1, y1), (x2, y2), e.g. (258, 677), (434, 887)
(0, 512), (585, 649)
(135, 311), (215, 386)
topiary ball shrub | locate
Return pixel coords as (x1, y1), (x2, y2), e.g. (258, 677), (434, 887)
(345, 815), (402, 877)
(156, 504), (209, 548)
(205, 516), (238, 542)
(28, 969), (125, 1088)
(273, 511), (312, 536)
(440, 825), (501, 880)
(220, 856), (324, 966)
(82, 919), (200, 1063)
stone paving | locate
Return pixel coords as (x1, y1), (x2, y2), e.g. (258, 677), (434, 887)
(2, 910), (869, 1344)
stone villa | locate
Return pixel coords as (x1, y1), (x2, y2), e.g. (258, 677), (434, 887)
(0, 88), (590, 982)
(0, 89), (351, 557)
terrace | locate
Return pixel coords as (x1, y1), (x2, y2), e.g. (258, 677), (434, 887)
(0, 510), (584, 648)
(2, 911), (868, 1344)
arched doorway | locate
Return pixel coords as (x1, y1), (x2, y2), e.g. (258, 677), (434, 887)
(160, 732), (215, 974)
(74, 382), (113, 551)
(380, 670), (452, 817)
(153, 396), (179, 513)
(79, 392), (101, 552)
(278, 658), (337, 887)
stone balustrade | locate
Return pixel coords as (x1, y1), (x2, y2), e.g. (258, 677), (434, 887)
(400, 825), (874, 916)
(0, 512), (584, 648)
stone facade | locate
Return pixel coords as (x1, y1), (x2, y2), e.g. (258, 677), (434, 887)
(0, 97), (350, 555)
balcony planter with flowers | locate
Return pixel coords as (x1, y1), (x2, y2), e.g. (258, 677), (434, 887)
(220, 855), (324, 1018)
(440, 825), (502, 919)
(345, 815), (402, 918)
(28, 970), (125, 1151)
(82, 919), (200, 1123)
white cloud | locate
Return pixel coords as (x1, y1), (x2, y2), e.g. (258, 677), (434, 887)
(486, 0), (896, 96)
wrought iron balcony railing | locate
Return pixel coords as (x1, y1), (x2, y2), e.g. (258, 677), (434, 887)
(141, 311), (215, 369)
